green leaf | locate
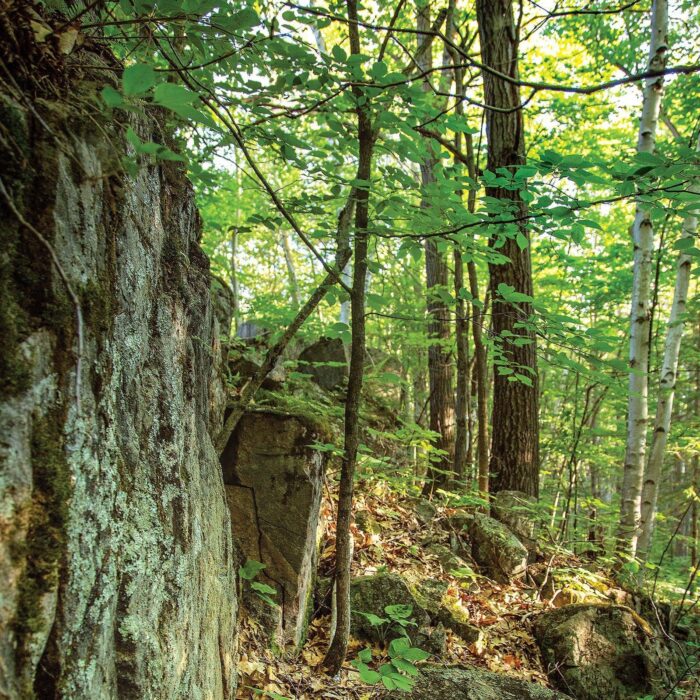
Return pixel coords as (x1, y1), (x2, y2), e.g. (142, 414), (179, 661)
(122, 64), (156, 96)
(401, 647), (430, 662)
(153, 82), (198, 108)
(239, 559), (266, 580)
(358, 647), (373, 663)
(384, 604), (413, 620)
(358, 667), (382, 684)
(391, 657), (419, 676)
(230, 7), (260, 30)
(516, 231), (528, 250)
(389, 637), (410, 656)
(356, 611), (388, 626)
(101, 85), (123, 108)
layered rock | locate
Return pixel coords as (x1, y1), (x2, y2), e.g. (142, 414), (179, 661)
(220, 410), (327, 647)
(534, 603), (674, 700)
(491, 490), (538, 554)
(0, 8), (236, 698)
(464, 513), (528, 583)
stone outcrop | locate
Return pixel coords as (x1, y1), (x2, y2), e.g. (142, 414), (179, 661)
(297, 337), (347, 390)
(534, 603), (674, 700)
(0, 7), (237, 698)
(383, 666), (573, 699)
(220, 410), (327, 647)
(491, 490), (537, 554)
(464, 513), (528, 583)
(350, 573), (431, 645)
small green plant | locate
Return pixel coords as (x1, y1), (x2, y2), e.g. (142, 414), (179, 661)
(356, 603), (417, 643)
(351, 637), (430, 692)
(239, 559), (278, 607)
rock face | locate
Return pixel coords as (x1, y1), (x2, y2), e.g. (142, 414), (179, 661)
(383, 666), (573, 700)
(220, 410), (327, 647)
(491, 490), (537, 553)
(467, 513), (528, 583)
(534, 604), (672, 700)
(297, 337), (347, 390)
(0, 11), (237, 699)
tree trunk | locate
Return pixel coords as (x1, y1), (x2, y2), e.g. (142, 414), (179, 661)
(418, 1), (456, 496)
(452, 43), (470, 485)
(280, 228), (301, 308)
(637, 139), (697, 561)
(323, 0), (373, 674)
(476, 0), (539, 497)
(617, 0), (668, 559)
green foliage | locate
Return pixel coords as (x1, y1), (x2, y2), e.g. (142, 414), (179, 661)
(351, 635), (430, 692)
(239, 560), (278, 607)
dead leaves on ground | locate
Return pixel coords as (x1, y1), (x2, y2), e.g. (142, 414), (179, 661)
(235, 482), (615, 698)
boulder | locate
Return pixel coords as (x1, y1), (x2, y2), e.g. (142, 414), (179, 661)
(350, 573), (431, 644)
(425, 543), (471, 575)
(467, 513), (528, 583)
(228, 356), (286, 390)
(221, 410), (327, 647)
(534, 603), (674, 700)
(297, 337), (347, 390)
(414, 498), (438, 526)
(383, 666), (573, 699)
(491, 490), (537, 554)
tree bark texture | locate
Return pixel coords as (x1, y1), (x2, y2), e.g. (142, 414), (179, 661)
(617, 0), (668, 559)
(418, 1), (456, 496)
(637, 137), (697, 560)
(476, 0), (539, 497)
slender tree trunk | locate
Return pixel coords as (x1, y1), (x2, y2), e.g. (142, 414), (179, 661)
(460, 128), (490, 495)
(454, 248), (469, 483)
(323, 0), (373, 673)
(229, 228), (240, 333)
(452, 44), (469, 484)
(637, 141), (697, 561)
(418, 1), (456, 496)
(280, 228), (301, 308)
(617, 0), (669, 559)
(476, 0), (539, 497)
(672, 454), (689, 558)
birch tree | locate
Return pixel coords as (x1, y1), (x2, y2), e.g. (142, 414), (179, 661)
(637, 136), (698, 562)
(617, 0), (669, 559)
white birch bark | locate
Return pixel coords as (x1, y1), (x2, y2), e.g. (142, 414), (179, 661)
(637, 138), (699, 561)
(617, 0), (668, 558)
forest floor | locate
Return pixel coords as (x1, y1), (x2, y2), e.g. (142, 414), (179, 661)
(234, 481), (686, 700)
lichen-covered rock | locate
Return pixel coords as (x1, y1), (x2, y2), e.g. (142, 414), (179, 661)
(221, 410), (327, 648)
(491, 490), (537, 553)
(411, 578), (481, 645)
(0, 9), (237, 698)
(534, 603), (674, 700)
(297, 337), (347, 390)
(467, 513), (527, 583)
(383, 666), (573, 699)
(414, 498), (438, 526)
(425, 543), (471, 575)
(350, 573), (431, 643)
